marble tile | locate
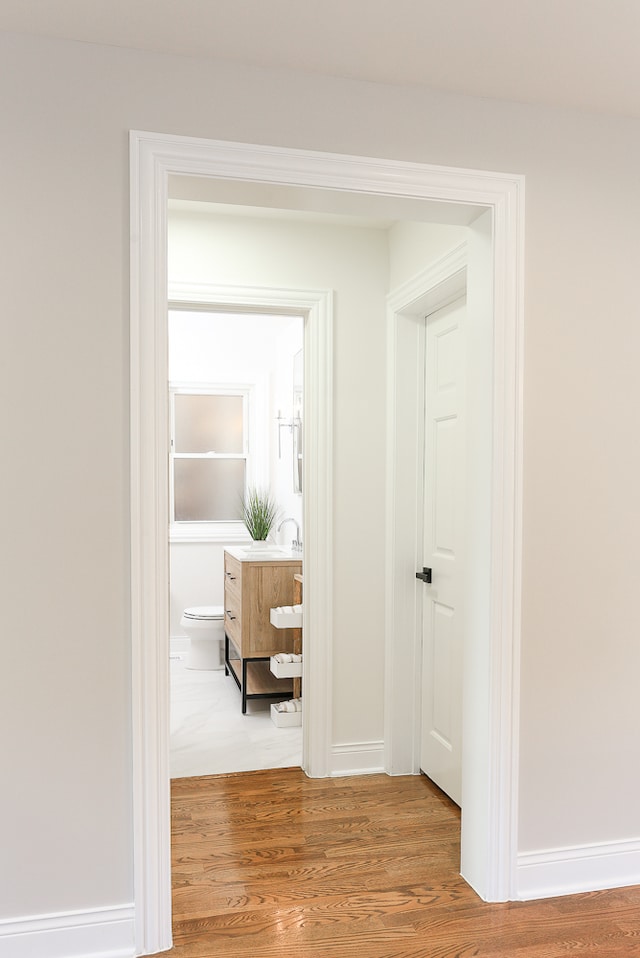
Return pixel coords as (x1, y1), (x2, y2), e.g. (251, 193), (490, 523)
(170, 657), (302, 778)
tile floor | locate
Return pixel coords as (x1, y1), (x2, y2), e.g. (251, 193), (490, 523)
(170, 656), (302, 779)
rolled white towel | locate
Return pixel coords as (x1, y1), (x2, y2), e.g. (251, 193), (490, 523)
(293, 604), (303, 613)
(292, 698), (302, 711)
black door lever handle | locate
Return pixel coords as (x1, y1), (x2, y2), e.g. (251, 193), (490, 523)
(416, 567), (432, 583)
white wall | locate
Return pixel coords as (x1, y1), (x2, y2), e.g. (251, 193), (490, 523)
(168, 308), (294, 384)
(388, 220), (468, 290)
(2, 25), (640, 938)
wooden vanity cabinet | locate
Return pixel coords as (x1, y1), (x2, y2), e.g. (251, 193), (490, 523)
(223, 550), (302, 712)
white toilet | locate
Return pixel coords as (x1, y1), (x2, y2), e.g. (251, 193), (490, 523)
(180, 605), (225, 670)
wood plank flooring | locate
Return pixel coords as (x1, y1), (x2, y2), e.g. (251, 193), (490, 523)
(150, 768), (640, 958)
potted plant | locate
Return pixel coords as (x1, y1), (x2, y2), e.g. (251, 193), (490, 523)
(242, 487), (279, 548)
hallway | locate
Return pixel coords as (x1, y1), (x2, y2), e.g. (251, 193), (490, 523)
(152, 769), (640, 957)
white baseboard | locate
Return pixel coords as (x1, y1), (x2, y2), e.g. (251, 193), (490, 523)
(330, 741), (385, 776)
(517, 839), (640, 900)
(0, 904), (135, 958)
(170, 635), (189, 657)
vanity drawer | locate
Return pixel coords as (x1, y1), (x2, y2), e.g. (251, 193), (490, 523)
(224, 570), (241, 603)
(224, 553), (242, 588)
(224, 607), (242, 652)
(224, 574), (242, 598)
(224, 572), (241, 618)
(224, 573), (241, 618)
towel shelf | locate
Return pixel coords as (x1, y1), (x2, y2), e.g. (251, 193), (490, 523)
(270, 606), (303, 629)
(271, 703), (302, 727)
(270, 656), (303, 678)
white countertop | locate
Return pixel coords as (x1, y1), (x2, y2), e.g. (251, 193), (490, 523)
(225, 545), (302, 563)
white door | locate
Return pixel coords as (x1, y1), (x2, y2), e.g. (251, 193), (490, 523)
(419, 295), (466, 806)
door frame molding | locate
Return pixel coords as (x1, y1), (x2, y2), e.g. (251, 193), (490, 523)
(130, 131), (524, 951)
(385, 244), (468, 781)
(385, 244), (468, 778)
(386, 216), (523, 902)
(167, 280), (334, 783)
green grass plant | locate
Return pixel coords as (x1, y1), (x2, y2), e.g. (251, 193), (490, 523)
(242, 487), (280, 540)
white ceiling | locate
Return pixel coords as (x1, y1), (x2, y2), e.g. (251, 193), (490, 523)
(2, 0), (640, 119)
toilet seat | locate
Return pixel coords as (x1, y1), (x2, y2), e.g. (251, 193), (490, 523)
(183, 605), (224, 621)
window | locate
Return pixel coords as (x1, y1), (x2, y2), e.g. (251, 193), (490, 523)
(170, 387), (249, 526)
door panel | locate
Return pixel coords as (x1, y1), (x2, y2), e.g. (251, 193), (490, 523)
(419, 295), (465, 806)
(433, 417), (456, 553)
(431, 601), (454, 747)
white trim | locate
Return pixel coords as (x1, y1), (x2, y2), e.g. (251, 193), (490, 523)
(169, 636), (189, 657)
(131, 132), (524, 951)
(517, 840), (640, 901)
(130, 131), (173, 958)
(169, 280), (329, 311)
(330, 741), (385, 777)
(388, 243), (468, 316)
(169, 379), (254, 393)
(385, 197), (524, 900)
(131, 150), (334, 949)
(168, 524), (251, 544)
(486, 185), (525, 904)
(0, 904), (135, 958)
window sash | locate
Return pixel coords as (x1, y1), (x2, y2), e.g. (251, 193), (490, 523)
(169, 385), (251, 527)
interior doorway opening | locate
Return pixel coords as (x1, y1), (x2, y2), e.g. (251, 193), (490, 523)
(167, 305), (305, 778)
(130, 133), (524, 956)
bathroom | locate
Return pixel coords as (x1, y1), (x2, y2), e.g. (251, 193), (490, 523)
(168, 303), (304, 778)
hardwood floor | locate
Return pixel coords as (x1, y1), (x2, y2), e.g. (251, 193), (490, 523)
(151, 768), (640, 957)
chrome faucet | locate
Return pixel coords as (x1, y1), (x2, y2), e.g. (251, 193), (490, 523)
(277, 517), (302, 553)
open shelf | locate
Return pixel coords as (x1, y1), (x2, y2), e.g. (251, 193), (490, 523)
(270, 606), (303, 629)
(271, 703), (302, 727)
(228, 657), (293, 696)
(225, 634), (293, 713)
(270, 656), (303, 678)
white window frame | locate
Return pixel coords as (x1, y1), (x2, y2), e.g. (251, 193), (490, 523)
(168, 381), (255, 543)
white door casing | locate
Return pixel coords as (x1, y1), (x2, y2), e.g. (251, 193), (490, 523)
(385, 214), (523, 904)
(419, 295), (466, 806)
(131, 133), (524, 953)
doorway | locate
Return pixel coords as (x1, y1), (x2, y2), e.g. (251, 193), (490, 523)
(130, 133), (524, 955)
(167, 306), (305, 777)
